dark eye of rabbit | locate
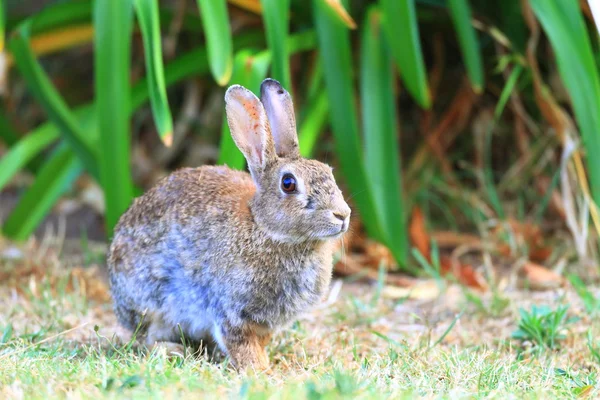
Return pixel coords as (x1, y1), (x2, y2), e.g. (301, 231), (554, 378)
(281, 174), (297, 193)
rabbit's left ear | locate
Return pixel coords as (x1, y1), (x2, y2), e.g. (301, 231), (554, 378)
(225, 85), (276, 182)
(260, 79), (300, 159)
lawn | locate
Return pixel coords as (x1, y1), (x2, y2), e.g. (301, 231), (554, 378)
(1, 237), (599, 399)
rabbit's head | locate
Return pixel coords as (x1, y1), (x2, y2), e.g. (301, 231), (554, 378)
(225, 79), (350, 243)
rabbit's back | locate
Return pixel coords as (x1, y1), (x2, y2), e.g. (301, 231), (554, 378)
(107, 166), (256, 332)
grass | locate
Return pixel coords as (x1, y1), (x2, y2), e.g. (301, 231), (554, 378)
(1, 239), (600, 398)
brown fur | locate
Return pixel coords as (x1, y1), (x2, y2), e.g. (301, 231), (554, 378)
(107, 80), (350, 371)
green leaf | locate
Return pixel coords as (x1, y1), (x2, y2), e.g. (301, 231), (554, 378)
(312, 0), (383, 240)
(0, 129), (58, 193)
(361, 7), (407, 266)
(94, 0), (135, 234)
(298, 90), (328, 158)
(447, 0), (484, 93)
(0, 108), (20, 147)
(133, 0), (174, 145)
(260, 0), (291, 89)
(25, 0), (92, 35)
(218, 49), (270, 169)
(3, 145), (83, 241)
(196, 0), (233, 85)
(0, 0), (4, 52)
(9, 21), (98, 178)
(380, 0), (431, 108)
(530, 0), (600, 205)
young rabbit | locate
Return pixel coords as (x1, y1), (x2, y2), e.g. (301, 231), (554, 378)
(107, 78), (351, 371)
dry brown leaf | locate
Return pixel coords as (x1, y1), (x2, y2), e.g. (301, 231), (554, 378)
(519, 262), (565, 291)
(440, 256), (488, 291)
(362, 240), (395, 270)
(334, 255), (415, 287)
(431, 231), (481, 248)
(382, 280), (440, 301)
(409, 206), (430, 260)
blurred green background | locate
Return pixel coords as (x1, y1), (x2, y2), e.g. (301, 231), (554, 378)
(0, 0), (599, 271)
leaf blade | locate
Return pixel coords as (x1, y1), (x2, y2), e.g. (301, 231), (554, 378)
(361, 7), (407, 266)
(0, 129), (58, 193)
(380, 0), (430, 108)
(447, 0), (484, 93)
(530, 0), (600, 204)
(260, 0), (291, 89)
(9, 21), (98, 178)
(196, 0), (233, 85)
(133, 0), (174, 145)
(2, 145), (83, 241)
(94, 0), (135, 233)
(313, 0), (383, 240)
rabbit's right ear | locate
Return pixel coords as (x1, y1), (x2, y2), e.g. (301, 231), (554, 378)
(260, 79), (300, 159)
(225, 85), (276, 180)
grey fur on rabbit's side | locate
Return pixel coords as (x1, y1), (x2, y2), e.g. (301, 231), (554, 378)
(107, 79), (351, 371)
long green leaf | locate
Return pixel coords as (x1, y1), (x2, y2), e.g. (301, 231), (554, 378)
(2, 145), (83, 241)
(0, 0), (4, 52)
(313, 0), (383, 240)
(196, 0), (233, 85)
(0, 109), (20, 147)
(298, 91), (328, 158)
(380, 0), (431, 108)
(94, 0), (135, 234)
(260, 0), (291, 89)
(447, 0), (484, 93)
(361, 7), (407, 267)
(0, 130), (58, 193)
(9, 21), (98, 178)
(26, 0), (92, 34)
(133, 0), (174, 145)
(530, 0), (600, 204)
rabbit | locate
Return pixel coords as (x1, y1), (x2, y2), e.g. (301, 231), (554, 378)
(107, 78), (351, 371)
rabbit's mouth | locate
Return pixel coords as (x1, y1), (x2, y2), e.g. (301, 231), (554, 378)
(320, 224), (349, 239)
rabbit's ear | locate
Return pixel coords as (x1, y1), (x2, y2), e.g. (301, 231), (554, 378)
(225, 85), (276, 179)
(260, 79), (300, 159)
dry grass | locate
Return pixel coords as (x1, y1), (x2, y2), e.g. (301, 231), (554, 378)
(1, 237), (599, 399)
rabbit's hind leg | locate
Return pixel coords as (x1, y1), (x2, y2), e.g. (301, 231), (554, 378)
(144, 315), (186, 357)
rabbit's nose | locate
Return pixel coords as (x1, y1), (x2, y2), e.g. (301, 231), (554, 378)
(332, 204), (351, 221)
(333, 212), (347, 221)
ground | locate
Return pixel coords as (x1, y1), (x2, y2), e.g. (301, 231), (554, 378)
(1, 237), (599, 399)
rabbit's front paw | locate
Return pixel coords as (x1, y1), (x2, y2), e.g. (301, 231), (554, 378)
(220, 325), (271, 372)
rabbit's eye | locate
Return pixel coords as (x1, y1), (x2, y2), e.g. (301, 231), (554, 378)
(281, 174), (297, 193)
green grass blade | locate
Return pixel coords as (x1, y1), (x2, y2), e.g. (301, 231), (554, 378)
(380, 0), (430, 108)
(217, 50), (270, 168)
(196, 0), (233, 85)
(133, 0), (174, 145)
(530, 0), (600, 205)
(260, 0), (291, 89)
(9, 21), (98, 178)
(361, 7), (407, 267)
(2, 145), (83, 241)
(0, 0), (4, 52)
(313, 0), (383, 241)
(298, 90), (328, 158)
(0, 109), (20, 147)
(23, 0), (92, 34)
(447, 0), (484, 93)
(94, 0), (135, 234)
(0, 130), (58, 193)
